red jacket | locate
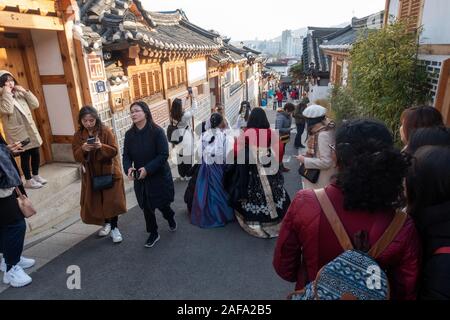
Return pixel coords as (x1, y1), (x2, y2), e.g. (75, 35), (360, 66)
(233, 128), (284, 163)
(273, 184), (422, 300)
(276, 92), (283, 102)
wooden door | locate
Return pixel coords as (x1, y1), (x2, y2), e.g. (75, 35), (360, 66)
(0, 34), (46, 165)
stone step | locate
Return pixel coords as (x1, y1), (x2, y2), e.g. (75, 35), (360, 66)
(25, 180), (81, 239)
(25, 163), (81, 206)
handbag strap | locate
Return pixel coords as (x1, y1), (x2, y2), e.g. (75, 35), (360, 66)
(314, 188), (354, 251)
(314, 188), (408, 258)
(14, 186), (23, 197)
(368, 210), (407, 259)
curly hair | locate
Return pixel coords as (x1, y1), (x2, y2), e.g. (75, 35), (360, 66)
(335, 119), (410, 212)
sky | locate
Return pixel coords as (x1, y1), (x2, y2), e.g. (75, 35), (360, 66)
(142, 0), (386, 41)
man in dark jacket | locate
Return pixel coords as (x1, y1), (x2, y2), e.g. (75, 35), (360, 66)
(275, 103), (295, 172)
(293, 103), (307, 149)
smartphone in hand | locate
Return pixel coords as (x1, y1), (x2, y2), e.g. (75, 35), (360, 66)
(87, 136), (96, 145)
(20, 137), (31, 147)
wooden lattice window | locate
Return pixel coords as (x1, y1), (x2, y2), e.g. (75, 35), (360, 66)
(129, 67), (162, 99)
(399, 0), (423, 32)
(140, 72), (148, 97)
(154, 71), (161, 93)
(131, 74), (140, 99)
(148, 71), (155, 95)
(181, 66), (186, 84)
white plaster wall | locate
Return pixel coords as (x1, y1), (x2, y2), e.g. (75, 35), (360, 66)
(420, 0), (450, 45)
(42, 85), (75, 135)
(31, 30), (64, 75)
(187, 59), (207, 85)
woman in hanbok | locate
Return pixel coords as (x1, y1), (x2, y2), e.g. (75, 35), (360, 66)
(190, 113), (235, 228)
(225, 108), (290, 238)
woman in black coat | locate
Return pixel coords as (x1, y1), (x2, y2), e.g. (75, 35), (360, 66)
(406, 145), (450, 300)
(123, 101), (176, 248)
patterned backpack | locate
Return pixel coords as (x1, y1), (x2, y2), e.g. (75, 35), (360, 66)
(289, 188), (407, 300)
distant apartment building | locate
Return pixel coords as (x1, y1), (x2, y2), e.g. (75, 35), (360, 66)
(282, 30), (294, 56)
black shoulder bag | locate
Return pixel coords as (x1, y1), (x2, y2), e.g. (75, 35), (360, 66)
(88, 153), (114, 191)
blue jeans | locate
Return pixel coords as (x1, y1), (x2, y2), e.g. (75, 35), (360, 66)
(0, 218), (26, 268)
(295, 123), (305, 148)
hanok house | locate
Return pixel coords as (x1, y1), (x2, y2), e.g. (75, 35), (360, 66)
(0, 1), (86, 164)
(74, 0), (223, 151)
(301, 27), (344, 87)
(385, 0), (450, 124)
(0, 1), (96, 238)
(209, 41), (264, 123)
(320, 12), (384, 86)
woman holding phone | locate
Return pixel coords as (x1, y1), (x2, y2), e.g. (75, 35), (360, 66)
(123, 101), (176, 248)
(72, 106), (127, 243)
(0, 70), (46, 189)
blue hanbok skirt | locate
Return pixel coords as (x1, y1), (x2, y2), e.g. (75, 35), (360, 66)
(191, 163), (235, 228)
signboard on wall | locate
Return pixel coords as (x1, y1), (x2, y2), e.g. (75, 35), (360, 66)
(87, 55), (105, 81)
(187, 59), (207, 85)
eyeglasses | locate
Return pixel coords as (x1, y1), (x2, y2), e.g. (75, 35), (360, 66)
(328, 144), (336, 151)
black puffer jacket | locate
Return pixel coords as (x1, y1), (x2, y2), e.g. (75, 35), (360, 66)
(416, 201), (450, 300)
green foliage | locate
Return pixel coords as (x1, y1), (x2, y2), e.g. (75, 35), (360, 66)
(349, 21), (431, 142)
(289, 62), (305, 83)
(330, 85), (361, 124)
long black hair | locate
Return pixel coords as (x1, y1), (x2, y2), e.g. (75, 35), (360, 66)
(406, 146), (450, 218)
(239, 101), (251, 122)
(246, 108), (270, 129)
(170, 98), (183, 122)
(78, 105), (102, 133)
(335, 119), (410, 212)
(130, 100), (158, 128)
(406, 126), (450, 155)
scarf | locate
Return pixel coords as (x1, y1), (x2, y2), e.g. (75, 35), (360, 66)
(306, 120), (336, 158)
(0, 144), (22, 188)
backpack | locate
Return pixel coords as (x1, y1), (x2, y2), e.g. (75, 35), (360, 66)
(167, 120), (188, 145)
(289, 188), (407, 300)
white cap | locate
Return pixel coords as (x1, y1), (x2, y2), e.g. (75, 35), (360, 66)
(302, 104), (327, 118)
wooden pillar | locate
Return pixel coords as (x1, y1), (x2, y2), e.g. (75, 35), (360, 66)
(18, 31), (53, 162)
(57, 19), (85, 130)
(435, 59), (450, 125)
(384, 0), (391, 26)
(73, 38), (92, 105)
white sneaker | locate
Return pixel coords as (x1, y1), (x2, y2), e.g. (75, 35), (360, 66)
(3, 265), (32, 287)
(110, 228), (123, 243)
(32, 175), (47, 185)
(0, 256), (35, 272)
(98, 223), (111, 237)
(24, 179), (43, 189)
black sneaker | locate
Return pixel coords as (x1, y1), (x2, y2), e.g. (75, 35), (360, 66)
(168, 216), (177, 232)
(144, 233), (160, 248)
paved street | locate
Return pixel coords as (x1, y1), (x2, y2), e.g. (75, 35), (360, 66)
(0, 109), (304, 300)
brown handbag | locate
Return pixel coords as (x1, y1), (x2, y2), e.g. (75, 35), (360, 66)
(15, 187), (37, 218)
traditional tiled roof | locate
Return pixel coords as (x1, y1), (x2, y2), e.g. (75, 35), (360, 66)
(302, 27), (344, 74)
(320, 12), (384, 52)
(75, 0), (221, 53)
(210, 43), (247, 65)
